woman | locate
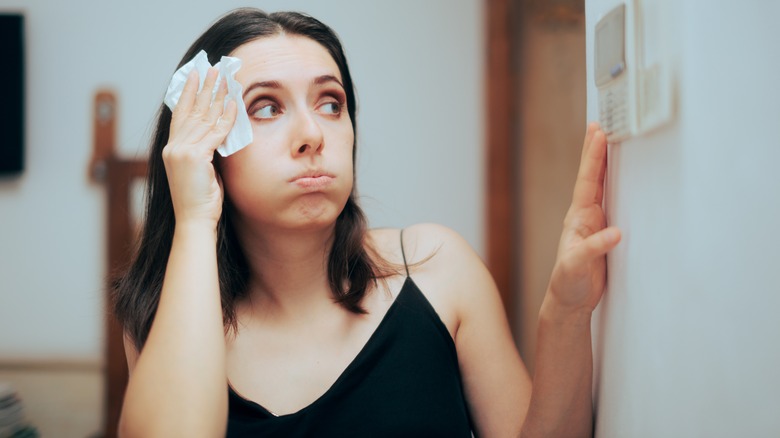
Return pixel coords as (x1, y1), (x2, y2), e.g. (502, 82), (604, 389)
(114, 8), (620, 438)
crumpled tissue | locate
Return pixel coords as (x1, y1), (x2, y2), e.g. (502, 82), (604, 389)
(163, 50), (253, 157)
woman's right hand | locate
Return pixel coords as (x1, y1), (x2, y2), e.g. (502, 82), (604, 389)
(163, 67), (237, 228)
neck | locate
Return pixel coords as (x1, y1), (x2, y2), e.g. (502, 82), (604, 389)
(233, 219), (338, 320)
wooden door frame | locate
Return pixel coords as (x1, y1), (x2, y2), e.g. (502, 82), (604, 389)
(485, 0), (517, 325)
(484, 0), (585, 347)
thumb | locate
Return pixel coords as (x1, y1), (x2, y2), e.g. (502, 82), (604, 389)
(569, 226), (621, 262)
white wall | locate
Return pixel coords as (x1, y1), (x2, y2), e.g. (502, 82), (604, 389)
(0, 0), (484, 361)
(587, 1), (780, 436)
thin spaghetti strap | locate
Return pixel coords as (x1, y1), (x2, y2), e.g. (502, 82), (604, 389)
(400, 228), (410, 278)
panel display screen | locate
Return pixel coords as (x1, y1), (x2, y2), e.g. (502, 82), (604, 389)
(0, 14), (24, 175)
(595, 4), (625, 87)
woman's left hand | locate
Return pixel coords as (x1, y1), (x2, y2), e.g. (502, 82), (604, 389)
(546, 122), (621, 316)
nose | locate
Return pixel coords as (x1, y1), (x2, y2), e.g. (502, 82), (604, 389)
(291, 109), (324, 157)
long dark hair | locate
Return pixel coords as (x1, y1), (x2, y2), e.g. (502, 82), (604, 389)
(113, 8), (388, 351)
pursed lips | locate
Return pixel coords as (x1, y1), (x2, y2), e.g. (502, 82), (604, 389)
(290, 170), (335, 191)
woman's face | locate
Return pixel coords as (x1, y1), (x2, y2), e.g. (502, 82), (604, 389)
(220, 35), (354, 232)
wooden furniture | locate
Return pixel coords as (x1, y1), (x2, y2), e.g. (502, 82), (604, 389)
(90, 90), (147, 438)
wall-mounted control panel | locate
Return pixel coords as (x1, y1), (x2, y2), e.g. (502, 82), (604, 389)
(595, 1), (674, 144)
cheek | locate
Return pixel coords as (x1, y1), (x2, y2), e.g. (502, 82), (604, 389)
(218, 148), (277, 203)
(333, 123), (355, 162)
(250, 123), (287, 153)
(337, 135), (355, 188)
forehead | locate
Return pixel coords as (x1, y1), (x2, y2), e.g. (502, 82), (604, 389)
(229, 35), (342, 85)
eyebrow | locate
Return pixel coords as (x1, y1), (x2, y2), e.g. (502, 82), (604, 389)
(243, 75), (344, 99)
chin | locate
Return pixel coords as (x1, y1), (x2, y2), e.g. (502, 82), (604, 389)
(231, 188), (351, 234)
(284, 196), (345, 231)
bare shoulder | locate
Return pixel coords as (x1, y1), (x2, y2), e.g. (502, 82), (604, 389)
(405, 223), (478, 266)
(367, 223), (481, 274)
(365, 227), (405, 265)
(368, 224), (498, 337)
(371, 225), (528, 435)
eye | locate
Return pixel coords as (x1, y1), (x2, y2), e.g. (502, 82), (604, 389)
(319, 101), (342, 116)
(251, 103), (281, 119)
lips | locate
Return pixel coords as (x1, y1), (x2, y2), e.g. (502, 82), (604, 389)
(290, 169), (335, 191)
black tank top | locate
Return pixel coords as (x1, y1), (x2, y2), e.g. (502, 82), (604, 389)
(226, 233), (473, 437)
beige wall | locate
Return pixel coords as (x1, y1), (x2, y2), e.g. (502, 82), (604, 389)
(588, 0), (780, 435)
(0, 364), (102, 438)
(511, 8), (587, 369)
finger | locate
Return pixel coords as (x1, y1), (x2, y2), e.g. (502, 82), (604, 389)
(579, 127), (607, 182)
(177, 69), (200, 113)
(580, 121), (600, 163)
(206, 78), (229, 124)
(171, 70), (200, 133)
(572, 128), (608, 208)
(581, 131), (609, 207)
(202, 99), (238, 154)
(568, 226), (621, 263)
(192, 67), (219, 118)
(595, 144), (608, 202)
(172, 97), (237, 159)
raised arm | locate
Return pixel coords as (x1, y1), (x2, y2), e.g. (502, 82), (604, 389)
(521, 122), (620, 437)
(119, 67), (237, 438)
(419, 123), (618, 437)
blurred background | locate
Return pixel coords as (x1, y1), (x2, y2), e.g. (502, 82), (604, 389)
(0, 0), (536, 437)
(0, 0), (587, 436)
(8, 0), (778, 437)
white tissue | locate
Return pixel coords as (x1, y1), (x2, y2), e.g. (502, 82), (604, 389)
(164, 50), (253, 157)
